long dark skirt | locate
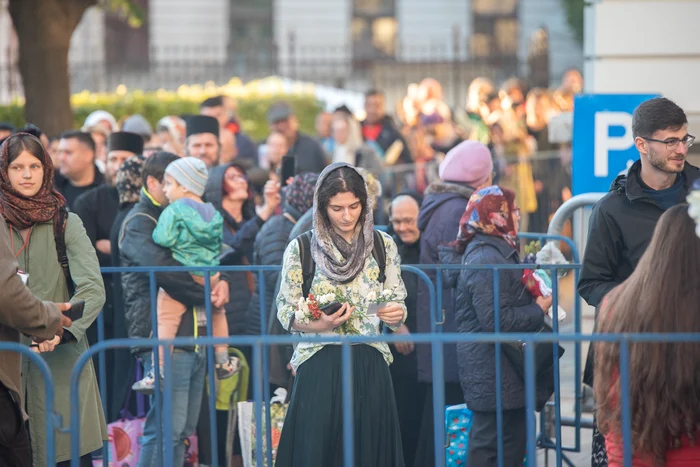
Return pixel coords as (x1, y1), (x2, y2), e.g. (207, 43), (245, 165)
(275, 345), (404, 467)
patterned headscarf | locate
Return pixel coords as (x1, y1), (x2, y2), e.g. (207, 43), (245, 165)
(116, 155), (145, 206)
(0, 133), (67, 230)
(282, 172), (318, 216)
(453, 185), (518, 254)
(311, 162), (375, 284)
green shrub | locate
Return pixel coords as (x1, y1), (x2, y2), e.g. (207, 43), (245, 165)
(0, 91), (323, 142)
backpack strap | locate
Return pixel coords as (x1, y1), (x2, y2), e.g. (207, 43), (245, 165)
(297, 231), (315, 298)
(54, 208), (75, 297)
(372, 230), (387, 284)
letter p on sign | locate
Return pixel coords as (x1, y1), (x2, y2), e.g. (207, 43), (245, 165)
(594, 111), (633, 178)
(572, 93), (658, 195)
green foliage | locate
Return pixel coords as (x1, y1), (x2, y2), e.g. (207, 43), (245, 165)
(524, 241), (542, 257)
(102, 0), (146, 28)
(561, 0), (585, 45)
(0, 93), (324, 142)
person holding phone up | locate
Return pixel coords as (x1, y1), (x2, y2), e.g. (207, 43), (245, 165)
(275, 162), (408, 467)
(0, 133), (107, 467)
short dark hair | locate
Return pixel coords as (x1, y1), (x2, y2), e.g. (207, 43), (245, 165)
(632, 97), (687, 138)
(365, 89), (384, 99)
(60, 130), (96, 153)
(200, 96), (224, 109)
(316, 167), (368, 228)
(22, 123), (43, 139)
(142, 151), (179, 186)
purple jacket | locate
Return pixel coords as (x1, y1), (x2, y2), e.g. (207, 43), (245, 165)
(416, 181), (474, 383)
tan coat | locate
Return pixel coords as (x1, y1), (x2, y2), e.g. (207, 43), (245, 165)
(8, 213), (108, 465)
(0, 213), (62, 418)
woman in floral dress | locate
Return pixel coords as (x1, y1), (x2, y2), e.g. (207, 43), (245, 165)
(275, 162), (408, 467)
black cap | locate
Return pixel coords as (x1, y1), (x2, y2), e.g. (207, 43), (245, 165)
(186, 115), (220, 138)
(266, 101), (293, 124)
(0, 122), (15, 132)
(108, 131), (145, 155)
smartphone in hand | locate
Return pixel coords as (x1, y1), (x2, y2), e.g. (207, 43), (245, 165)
(320, 302), (342, 316)
(281, 155), (296, 187)
(64, 300), (85, 322)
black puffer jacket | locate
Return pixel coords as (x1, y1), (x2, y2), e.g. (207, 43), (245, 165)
(119, 191), (207, 343)
(204, 164), (265, 336)
(440, 234), (550, 412)
(245, 205), (302, 335)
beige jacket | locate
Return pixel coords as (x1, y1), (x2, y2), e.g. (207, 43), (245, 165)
(0, 213), (62, 418)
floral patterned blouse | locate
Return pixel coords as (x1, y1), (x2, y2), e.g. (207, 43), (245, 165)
(277, 230), (407, 370)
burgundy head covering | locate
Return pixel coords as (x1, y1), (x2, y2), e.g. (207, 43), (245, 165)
(0, 133), (67, 230)
(453, 185), (518, 254)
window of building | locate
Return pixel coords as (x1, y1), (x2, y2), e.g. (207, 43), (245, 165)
(473, 0), (518, 15)
(471, 0), (519, 65)
(352, 0), (396, 61)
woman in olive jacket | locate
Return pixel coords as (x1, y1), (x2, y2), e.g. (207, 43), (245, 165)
(0, 133), (107, 467)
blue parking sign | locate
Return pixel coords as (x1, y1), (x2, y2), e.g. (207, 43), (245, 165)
(572, 94), (659, 195)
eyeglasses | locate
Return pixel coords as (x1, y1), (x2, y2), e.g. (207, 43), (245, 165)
(642, 134), (695, 150)
(225, 173), (247, 183)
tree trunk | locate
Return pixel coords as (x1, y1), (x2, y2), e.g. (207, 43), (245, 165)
(8, 0), (96, 137)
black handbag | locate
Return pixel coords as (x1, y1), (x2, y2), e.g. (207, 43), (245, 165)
(501, 315), (565, 381)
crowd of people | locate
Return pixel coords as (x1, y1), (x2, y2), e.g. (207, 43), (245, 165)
(0, 72), (698, 467)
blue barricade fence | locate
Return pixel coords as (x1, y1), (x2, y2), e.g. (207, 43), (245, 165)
(0, 342), (58, 463)
(26, 231), (662, 467)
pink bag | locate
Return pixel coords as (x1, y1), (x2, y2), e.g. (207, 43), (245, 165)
(93, 363), (199, 466)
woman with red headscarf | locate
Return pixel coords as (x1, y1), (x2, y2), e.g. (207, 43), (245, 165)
(439, 185), (552, 467)
(0, 133), (107, 466)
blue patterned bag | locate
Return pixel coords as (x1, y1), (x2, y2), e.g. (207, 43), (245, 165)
(445, 404), (473, 465)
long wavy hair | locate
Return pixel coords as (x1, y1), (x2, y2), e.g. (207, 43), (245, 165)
(594, 204), (700, 465)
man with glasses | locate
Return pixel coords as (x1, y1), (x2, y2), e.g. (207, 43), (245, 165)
(578, 97), (700, 466)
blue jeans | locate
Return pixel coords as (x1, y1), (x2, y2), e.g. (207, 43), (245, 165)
(137, 348), (206, 467)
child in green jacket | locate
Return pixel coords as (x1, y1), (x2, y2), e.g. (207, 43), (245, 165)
(133, 157), (239, 393)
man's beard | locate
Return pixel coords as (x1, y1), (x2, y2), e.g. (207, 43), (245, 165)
(648, 146), (685, 174)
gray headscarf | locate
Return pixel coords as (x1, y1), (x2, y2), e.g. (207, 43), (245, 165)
(311, 162), (375, 284)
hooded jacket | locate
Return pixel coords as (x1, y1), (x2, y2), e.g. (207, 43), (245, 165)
(415, 181), (475, 383)
(204, 164), (265, 335)
(579, 160), (700, 386)
(578, 160), (700, 308)
(245, 204), (304, 336)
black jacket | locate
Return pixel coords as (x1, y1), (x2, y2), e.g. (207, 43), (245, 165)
(109, 203), (136, 340)
(287, 132), (329, 175)
(204, 165), (265, 336)
(119, 191), (208, 342)
(440, 234), (549, 411)
(360, 116), (412, 165)
(245, 206), (302, 335)
(54, 167), (105, 211)
(73, 184), (119, 268)
(578, 160), (700, 386)
(389, 234), (421, 380)
(578, 160), (700, 308)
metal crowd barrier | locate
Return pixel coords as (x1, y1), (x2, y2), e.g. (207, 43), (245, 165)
(49, 231), (661, 467)
(0, 343), (57, 462)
